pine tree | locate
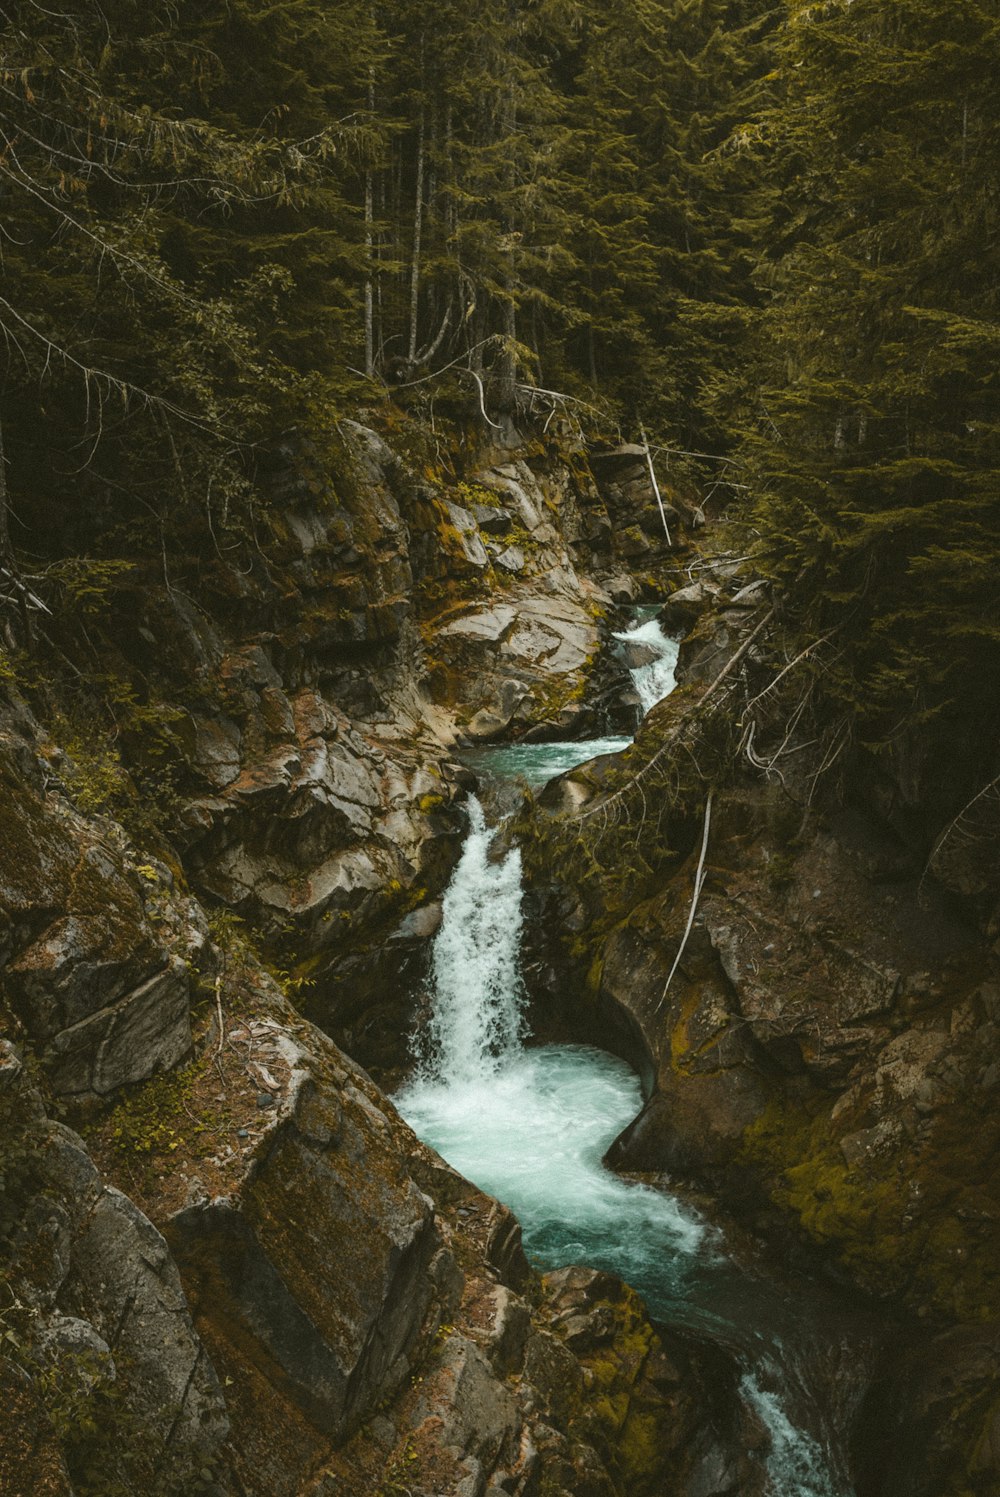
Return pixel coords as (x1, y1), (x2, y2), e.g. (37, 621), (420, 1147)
(0, 0), (385, 564)
(742, 0), (1000, 764)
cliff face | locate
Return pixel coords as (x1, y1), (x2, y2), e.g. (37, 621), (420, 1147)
(524, 594), (1000, 1497)
(1, 414), (747, 1496)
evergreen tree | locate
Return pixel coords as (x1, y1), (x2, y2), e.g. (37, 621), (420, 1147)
(741, 0), (1000, 768)
(0, 0), (383, 565)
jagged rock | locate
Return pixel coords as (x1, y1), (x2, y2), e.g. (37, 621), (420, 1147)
(0, 1054), (228, 1491)
(861, 1324), (1000, 1497)
(590, 443), (649, 465)
(412, 1334), (521, 1471)
(604, 573), (638, 603)
(482, 1285), (532, 1375)
(188, 715), (243, 789)
(471, 503), (512, 535)
(0, 749), (193, 1099)
(618, 524), (651, 559)
(444, 502), (490, 569)
(430, 590), (602, 737)
(0, 419), (710, 1497)
(494, 543), (526, 573)
(661, 581), (719, 628)
(615, 637), (662, 670)
(46, 959), (191, 1096)
(166, 1033), (463, 1466)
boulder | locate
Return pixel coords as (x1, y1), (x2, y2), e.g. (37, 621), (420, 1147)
(166, 1035), (462, 1456)
(0, 1056), (228, 1493)
(0, 751), (193, 1100)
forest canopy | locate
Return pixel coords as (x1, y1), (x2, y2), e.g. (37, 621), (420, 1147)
(0, 0), (997, 761)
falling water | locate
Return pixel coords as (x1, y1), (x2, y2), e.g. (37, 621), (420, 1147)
(613, 614), (681, 716)
(398, 798), (872, 1497)
(411, 797), (527, 1085)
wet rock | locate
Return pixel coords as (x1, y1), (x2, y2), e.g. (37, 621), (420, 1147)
(389, 901), (443, 942)
(615, 637), (662, 670)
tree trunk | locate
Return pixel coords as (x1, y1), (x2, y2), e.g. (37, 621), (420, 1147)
(0, 411), (10, 567)
(408, 86), (426, 365)
(364, 74), (375, 379)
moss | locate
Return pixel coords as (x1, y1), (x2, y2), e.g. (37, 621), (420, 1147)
(546, 1283), (677, 1494)
(739, 1099), (1000, 1322)
(94, 1055), (233, 1166)
(618, 1409), (662, 1481)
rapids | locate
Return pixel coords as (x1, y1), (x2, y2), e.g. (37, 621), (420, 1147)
(397, 626), (875, 1496)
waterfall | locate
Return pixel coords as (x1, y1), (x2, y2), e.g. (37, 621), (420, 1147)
(399, 794), (862, 1497)
(613, 616), (680, 716)
(412, 796), (526, 1086)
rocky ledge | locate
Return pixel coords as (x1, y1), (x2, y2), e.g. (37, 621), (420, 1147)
(0, 703), (754, 1497)
(522, 593), (1000, 1497)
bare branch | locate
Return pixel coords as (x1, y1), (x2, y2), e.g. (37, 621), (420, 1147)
(657, 789), (713, 1008)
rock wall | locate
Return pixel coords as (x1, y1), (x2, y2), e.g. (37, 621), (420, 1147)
(0, 412), (737, 1496)
(522, 588), (1000, 1497)
(0, 701), (750, 1497)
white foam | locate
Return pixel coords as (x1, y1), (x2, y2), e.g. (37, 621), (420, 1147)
(613, 617), (680, 715)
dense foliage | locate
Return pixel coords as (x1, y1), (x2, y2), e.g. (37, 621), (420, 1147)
(0, 0), (773, 566)
(0, 0), (996, 803)
(738, 0), (1000, 785)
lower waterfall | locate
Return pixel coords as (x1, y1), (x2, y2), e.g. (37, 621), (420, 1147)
(397, 798), (874, 1497)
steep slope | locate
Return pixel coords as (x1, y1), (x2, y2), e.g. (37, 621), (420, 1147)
(522, 588), (1000, 1497)
(0, 415), (736, 1496)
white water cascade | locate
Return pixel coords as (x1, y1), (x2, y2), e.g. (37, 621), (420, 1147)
(613, 614), (681, 716)
(411, 797), (527, 1085)
(397, 797), (863, 1497)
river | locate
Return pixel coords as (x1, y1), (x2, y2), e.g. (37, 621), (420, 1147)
(396, 612), (879, 1496)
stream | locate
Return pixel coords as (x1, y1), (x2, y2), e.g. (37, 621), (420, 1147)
(397, 614), (878, 1496)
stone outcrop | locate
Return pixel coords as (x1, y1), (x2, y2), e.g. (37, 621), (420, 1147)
(523, 592), (1000, 1497)
(0, 409), (719, 1497)
(0, 735), (198, 1099)
(0, 849), (738, 1497)
(0, 1043), (229, 1494)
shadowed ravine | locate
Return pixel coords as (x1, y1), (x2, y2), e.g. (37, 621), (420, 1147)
(397, 623), (881, 1497)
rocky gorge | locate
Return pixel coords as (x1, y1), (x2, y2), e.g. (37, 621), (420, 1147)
(1, 406), (998, 1497)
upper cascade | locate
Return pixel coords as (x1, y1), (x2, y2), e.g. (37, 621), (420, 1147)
(614, 617), (680, 717)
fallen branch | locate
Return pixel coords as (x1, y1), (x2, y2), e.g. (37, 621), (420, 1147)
(0, 565), (52, 615)
(213, 975), (226, 1084)
(640, 422), (671, 545)
(657, 788), (713, 1008)
(741, 627), (835, 718)
(462, 366), (503, 430)
(920, 773), (1000, 896)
